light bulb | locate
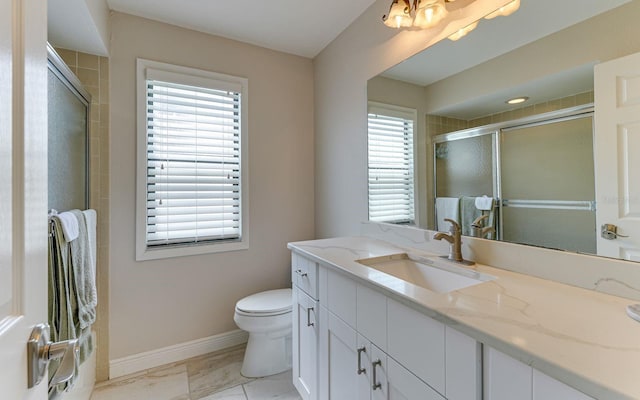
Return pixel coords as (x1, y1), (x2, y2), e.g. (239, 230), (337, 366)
(413, 0), (447, 29)
(425, 8), (434, 24)
(383, 0), (413, 28)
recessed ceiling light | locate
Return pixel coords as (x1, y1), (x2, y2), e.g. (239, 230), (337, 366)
(506, 96), (529, 105)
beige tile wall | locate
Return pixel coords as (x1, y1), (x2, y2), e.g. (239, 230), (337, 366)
(426, 90), (594, 137)
(467, 91), (594, 128)
(426, 114), (469, 136)
(54, 47), (110, 382)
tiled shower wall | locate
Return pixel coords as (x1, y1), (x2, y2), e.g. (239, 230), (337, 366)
(54, 48), (110, 382)
(427, 90), (595, 136)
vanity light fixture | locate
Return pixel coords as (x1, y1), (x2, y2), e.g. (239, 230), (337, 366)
(506, 96), (529, 105)
(383, 0), (521, 39)
(383, 0), (451, 29)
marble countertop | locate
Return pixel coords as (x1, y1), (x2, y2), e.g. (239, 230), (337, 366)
(288, 236), (640, 400)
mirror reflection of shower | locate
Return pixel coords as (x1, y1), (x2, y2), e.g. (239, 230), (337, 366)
(433, 107), (595, 254)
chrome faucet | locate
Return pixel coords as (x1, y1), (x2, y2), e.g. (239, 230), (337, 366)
(433, 218), (473, 265)
(470, 215), (495, 239)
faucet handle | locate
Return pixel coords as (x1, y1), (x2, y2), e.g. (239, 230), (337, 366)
(444, 218), (461, 232)
(471, 214), (489, 227)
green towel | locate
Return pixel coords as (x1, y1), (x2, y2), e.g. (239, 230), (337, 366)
(460, 197), (483, 236)
(48, 215), (93, 393)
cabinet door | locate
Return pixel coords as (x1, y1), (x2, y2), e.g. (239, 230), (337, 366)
(369, 343), (389, 400)
(319, 307), (361, 400)
(355, 336), (389, 400)
(387, 357), (445, 400)
(533, 370), (594, 400)
(293, 287), (319, 400)
(387, 298), (445, 394)
(327, 269), (357, 327)
(357, 283), (387, 351)
(445, 327), (481, 400)
(483, 347), (532, 400)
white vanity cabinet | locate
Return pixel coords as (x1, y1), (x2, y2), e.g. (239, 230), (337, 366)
(319, 306), (389, 400)
(483, 347), (595, 400)
(292, 253), (320, 400)
(316, 263), (480, 400)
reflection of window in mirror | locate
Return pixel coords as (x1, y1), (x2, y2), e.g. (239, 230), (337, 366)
(367, 102), (416, 225)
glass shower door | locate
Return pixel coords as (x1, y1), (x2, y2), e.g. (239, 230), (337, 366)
(500, 115), (596, 253)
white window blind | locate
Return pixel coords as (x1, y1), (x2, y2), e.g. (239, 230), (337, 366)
(367, 104), (415, 224)
(145, 76), (242, 247)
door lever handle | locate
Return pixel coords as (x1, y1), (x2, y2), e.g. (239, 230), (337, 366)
(601, 224), (629, 240)
(48, 339), (80, 386)
(27, 323), (79, 388)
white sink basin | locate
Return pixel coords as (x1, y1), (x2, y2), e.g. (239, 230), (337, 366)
(356, 253), (494, 294)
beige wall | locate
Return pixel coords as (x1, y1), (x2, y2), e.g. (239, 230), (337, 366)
(54, 48), (111, 381)
(109, 13), (314, 360)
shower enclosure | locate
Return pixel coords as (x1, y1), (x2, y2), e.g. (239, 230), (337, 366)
(433, 106), (596, 253)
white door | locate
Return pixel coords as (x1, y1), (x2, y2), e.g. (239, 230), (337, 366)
(594, 51), (640, 261)
(0, 0), (48, 398)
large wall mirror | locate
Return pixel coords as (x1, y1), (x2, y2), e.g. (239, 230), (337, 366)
(367, 0), (640, 263)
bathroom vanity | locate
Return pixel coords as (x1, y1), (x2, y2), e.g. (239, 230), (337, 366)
(289, 236), (640, 400)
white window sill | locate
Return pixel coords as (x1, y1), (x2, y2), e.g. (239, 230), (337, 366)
(136, 239), (249, 261)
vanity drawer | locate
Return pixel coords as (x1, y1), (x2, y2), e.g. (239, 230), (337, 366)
(387, 298), (445, 395)
(292, 252), (319, 300)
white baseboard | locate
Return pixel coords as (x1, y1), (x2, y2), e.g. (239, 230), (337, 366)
(109, 329), (249, 379)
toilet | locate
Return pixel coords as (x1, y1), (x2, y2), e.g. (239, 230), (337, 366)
(234, 288), (293, 378)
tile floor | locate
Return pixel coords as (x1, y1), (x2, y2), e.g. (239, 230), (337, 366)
(90, 345), (301, 400)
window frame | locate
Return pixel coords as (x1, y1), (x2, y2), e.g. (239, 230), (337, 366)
(135, 59), (249, 261)
(367, 101), (417, 225)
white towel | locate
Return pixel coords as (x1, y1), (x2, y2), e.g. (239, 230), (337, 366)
(475, 196), (495, 211)
(58, 211), (79, 242)
(435, 197), (460, 231)
(82, 209), (97, 279)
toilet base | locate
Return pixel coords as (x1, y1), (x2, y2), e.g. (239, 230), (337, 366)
(241, 331), (292, 378)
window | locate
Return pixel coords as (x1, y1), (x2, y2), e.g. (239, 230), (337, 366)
(367, 102), (416, 224)
(136, 59), (248, 260)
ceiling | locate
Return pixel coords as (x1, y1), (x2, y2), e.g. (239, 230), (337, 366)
(48, 0), (630, 107)
(380, 0), (630, 119)
(49, 0), (377, 58)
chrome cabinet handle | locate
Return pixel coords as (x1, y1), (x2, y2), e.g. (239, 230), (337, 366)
(357, 347), (366, 375)
(372, 359), (382, 390)
(306, 307), (314, 327)
(27, 323), (79, 388)
(295, 269), (308, 277)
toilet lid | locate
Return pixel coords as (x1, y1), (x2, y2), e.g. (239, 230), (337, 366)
(236, 288), (292, 314)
